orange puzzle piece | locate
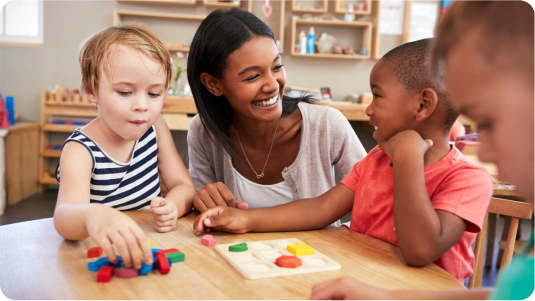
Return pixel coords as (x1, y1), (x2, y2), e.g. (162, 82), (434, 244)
(275, 255), (302, 268)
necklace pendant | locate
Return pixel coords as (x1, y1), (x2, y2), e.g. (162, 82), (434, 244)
(257, 173), (265, 178)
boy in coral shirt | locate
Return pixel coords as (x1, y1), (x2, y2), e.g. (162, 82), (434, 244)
(193, 38), (493, 282)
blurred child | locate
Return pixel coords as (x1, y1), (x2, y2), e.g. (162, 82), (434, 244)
(193, 38), (493, 282)
(310, 1), (533, 299)
(54, 23), (195, 270)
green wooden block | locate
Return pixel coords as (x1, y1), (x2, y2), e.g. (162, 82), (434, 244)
(229, 242), (248, 252)
(166, 251), (185, 263)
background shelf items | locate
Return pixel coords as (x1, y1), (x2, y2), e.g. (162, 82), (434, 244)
(291, 0), (327, 13)
(203, 0), (240, 8)
(291, 18), (372, 59)
(117, 0), (196, 6)
(334, 0), (371, 15)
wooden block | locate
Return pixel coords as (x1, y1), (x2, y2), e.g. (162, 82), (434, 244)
(275, 255), (302, 268)
(55, 87), (63, 102)
(156, 253), (170, 274)
(97, 266), (114, 282)
(81, 94), (90, 104)
(201, 235), (217, 247)
(287, 243), (315, 256)
(88, 257), (111, 272)
(73, 94), (81, 103)
(166, 251), (185, 263)
(113, 256), (123, 268)
(87, 247), (103, 258)
(229, 243), (248, 252)
(139, 262), (152, 276)
(115, 267), (138, 279)
(151, 248), (163, 256)
(155, 248), (179, 257)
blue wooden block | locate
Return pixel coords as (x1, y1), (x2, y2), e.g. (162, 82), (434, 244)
(72, 121), (86, 126)
(151, 248), (163, 256)
(52, 120), (66, 125)
(152, 257), (159, 270)
(139, 262), (152, 276)
(113, 256), (123, 268)
(88, 257), (111, 271)
(52, 146), (62, 150)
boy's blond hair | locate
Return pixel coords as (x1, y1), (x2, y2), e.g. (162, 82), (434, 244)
(79, 22), (173, 95)
(432, 1), (534, 77)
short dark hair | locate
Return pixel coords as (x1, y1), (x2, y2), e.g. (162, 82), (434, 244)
(382, 38), (458, 131)
(187, 8), (312, 159)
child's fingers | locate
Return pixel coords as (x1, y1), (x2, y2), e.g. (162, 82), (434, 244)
(108, 231), (133, 268)
(155, 225), (174, 233)
(150, 203), (173, 216)
(155, 219), (175, 228)
(309, 279), (339, 300)
(130, 226), (153, 266)
(153, 212), (175, 222)
(94, 235), (117, 263)
(194, 207), (223, 235)
(119, 229), (143, 270)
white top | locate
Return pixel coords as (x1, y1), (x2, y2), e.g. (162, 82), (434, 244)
(233, 167), (340, 227)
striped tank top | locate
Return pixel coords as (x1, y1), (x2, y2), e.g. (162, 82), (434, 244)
(55, 126), (161, 211)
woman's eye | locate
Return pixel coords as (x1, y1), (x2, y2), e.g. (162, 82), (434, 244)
(477, 120), (493, 131)
(373, 93), (380, 99)
(118, 91), (131, 96)
(245, 75), (259, 81)
(273, 64), (284, 71)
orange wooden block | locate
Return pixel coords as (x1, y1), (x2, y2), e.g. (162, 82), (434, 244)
(275, 255), (302, 268)
(87, 247), (103, 258)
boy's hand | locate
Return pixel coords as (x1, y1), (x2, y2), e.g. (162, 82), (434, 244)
(310, 277), (390, 300)
(378, 130), (433, 161)
(193, 206), (250, 235)
(85, 206), (153, 270)
(193, 182), (249, 212)
(150, 197), (178, 233)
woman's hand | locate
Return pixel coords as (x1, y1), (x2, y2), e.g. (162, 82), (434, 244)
(149, 197), (178, 232)
(193, 206), (250, 235)
(193, 182), (249, 212)
(85, 205), (153, 269)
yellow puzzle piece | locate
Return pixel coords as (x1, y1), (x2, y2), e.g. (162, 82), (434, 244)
(287, 243), (315, 256)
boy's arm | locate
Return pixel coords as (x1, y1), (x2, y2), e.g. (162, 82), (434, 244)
(193, 183), (355, 234)
(381, 131), (467, 266)
(151, 115), (196, 230)
(54, 142), (153, 269)
(310, 277), (492, 300)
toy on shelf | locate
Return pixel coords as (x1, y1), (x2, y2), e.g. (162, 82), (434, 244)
(0, 97), (10, 128)
(215, 238), (341, 279)
(45, 86), (91, 105)
(46, 145), (63, 151)
(50, 120), (90, 126)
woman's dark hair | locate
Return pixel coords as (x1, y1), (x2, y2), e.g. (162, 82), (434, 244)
(187, 7), (313, 159)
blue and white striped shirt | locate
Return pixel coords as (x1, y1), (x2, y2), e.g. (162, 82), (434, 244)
(56, 126), (161, 211)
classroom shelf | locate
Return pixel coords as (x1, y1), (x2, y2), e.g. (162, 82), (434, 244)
(163, 96), (197, 114)
(40, 172), (57, 185)
(42, 149), (62, 158)
(203, 0), (240, 8)
(290, 18), (372, 59)
(42, 124), (79, 133)
(334, 0), (371, 15)
(166, 44), (190, 52)
(117, 0), (196, 6)
(291, 0), (328, 13)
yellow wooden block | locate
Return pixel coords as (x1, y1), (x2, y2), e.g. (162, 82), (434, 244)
(287, 243), (315, 256)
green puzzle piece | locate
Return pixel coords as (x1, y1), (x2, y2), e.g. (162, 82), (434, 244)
(166, 251), (185, 263)
(229, 243), (248, 252)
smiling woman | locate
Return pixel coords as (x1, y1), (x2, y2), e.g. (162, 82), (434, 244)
(186, 8), (366, 223)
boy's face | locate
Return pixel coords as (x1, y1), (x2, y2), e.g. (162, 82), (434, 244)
(367, 59), (418, 144)
(445, 29), (534, 202)
(90, 44), (166, 141)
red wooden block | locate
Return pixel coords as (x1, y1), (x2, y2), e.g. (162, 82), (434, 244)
(156, 253), (170, 274)
(97, 266), (114, 282)
(155, 248), (179, 257)
(87, 247), (103, 258)
(275, 255), (302, 268)
(115, 267), (139, 279)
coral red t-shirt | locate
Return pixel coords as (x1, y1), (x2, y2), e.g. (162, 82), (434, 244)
(341, 145), (492, 282)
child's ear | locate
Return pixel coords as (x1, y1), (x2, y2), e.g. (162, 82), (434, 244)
(200, 73), (224, 97)
(415, 88), (438, 122)
(85, 87), (97, 104)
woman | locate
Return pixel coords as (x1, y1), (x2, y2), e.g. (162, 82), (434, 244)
(186, 8), (365, 227)
(310, 1), (534, 299)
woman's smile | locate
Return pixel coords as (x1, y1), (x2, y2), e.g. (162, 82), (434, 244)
(251, 94), (279, 108)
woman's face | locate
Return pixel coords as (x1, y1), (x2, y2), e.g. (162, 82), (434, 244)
(445, 28), (534, 203)
(219, 36), (286, 124)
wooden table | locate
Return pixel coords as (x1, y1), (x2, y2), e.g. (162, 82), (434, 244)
(0, 211), (463, 299)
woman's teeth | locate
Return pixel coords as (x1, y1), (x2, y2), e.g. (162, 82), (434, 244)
(374, 126), (378, 130)
(252, 96), (278, 107)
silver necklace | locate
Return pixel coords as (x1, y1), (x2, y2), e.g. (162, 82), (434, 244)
(234, 118), (280, 179)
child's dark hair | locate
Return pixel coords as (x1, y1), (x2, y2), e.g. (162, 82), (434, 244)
(187, 7), (312, 158)
(382, 38), (458, 131)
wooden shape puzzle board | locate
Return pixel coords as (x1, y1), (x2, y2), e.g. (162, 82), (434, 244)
(215, 238), (341, 280)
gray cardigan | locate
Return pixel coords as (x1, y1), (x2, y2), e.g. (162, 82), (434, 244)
(188, 102), (367, 206)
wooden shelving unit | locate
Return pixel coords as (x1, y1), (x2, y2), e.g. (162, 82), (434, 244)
(291, 0), (327, 13)
(203, 0), (240, 8)
(113, 10), (206, 26)
(166, 42), (190, 52)
(290, 18), (372, 59)
(117, 0), (196, 6)
(334, 0), (371, 15)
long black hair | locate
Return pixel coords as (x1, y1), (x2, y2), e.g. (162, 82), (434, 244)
(187, 7), (312, 159)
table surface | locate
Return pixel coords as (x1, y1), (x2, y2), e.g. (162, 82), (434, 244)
(0, 211), (463, 299)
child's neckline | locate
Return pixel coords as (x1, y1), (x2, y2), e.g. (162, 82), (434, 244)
(75, 128), (139, 166)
